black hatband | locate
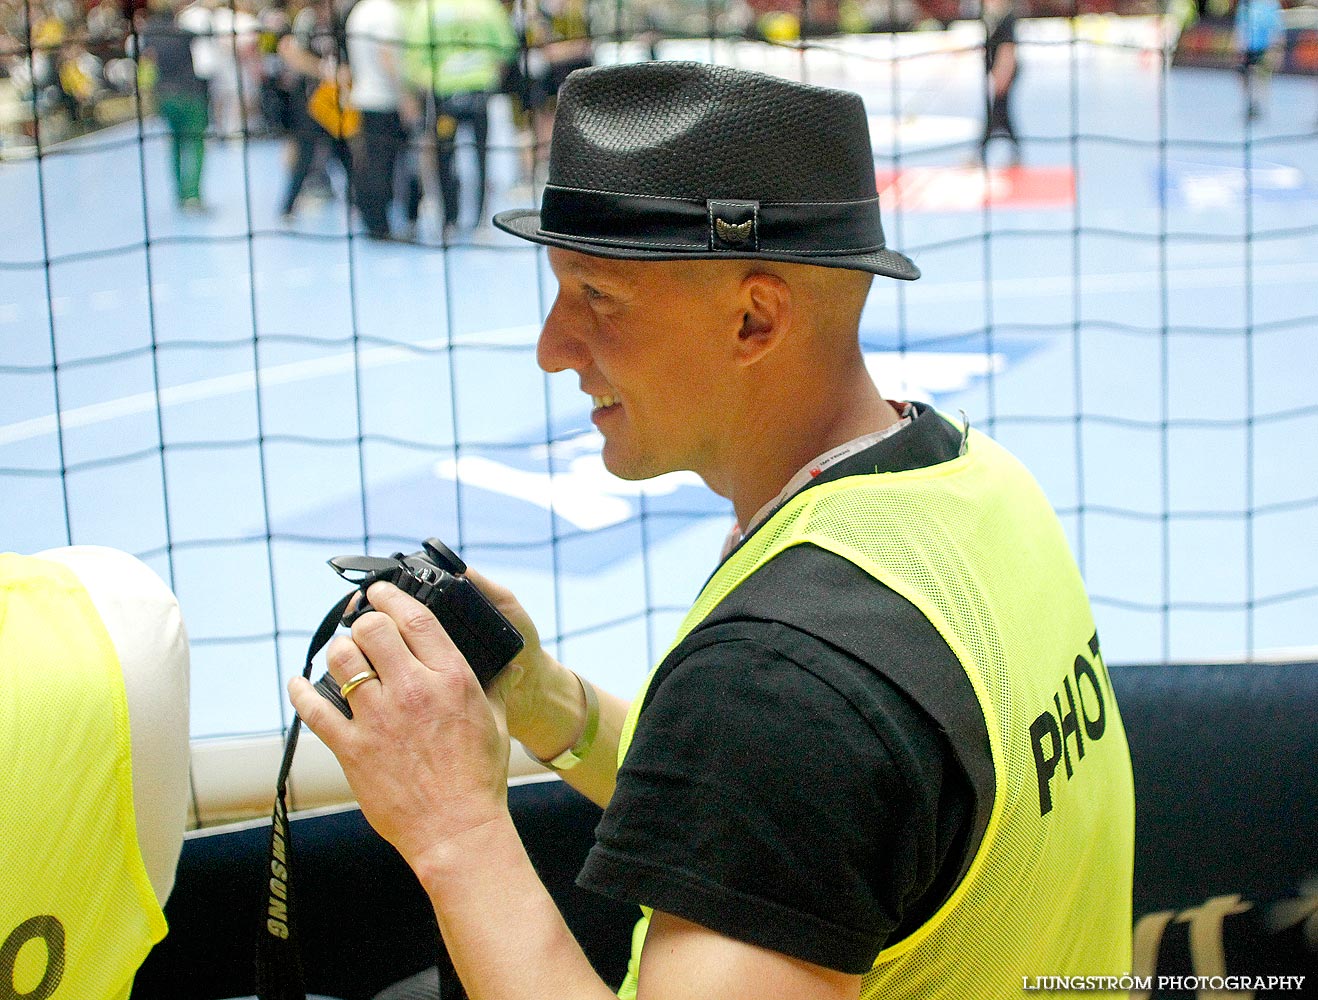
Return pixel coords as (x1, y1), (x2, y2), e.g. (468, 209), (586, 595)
(537, 185), (888, 257)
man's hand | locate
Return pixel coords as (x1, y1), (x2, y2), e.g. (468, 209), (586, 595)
(288, 580), (859, 1000)
(460, 567), (556, 736)
(288, 580), (512, 871)
(464, 567), (629, 809)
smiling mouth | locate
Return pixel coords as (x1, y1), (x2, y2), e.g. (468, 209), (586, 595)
(591, 394), (620, 413)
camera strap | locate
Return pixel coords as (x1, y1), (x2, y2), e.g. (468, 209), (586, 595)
(255, 588), (355, 1000)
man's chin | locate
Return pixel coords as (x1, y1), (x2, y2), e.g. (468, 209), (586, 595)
(601, 459), (662, 483)
(599, 444), (670, 483)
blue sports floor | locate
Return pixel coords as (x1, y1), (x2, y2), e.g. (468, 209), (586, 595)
(3, 25), (1316, 743)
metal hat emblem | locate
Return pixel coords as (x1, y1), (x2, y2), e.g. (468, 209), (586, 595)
(714, 217), (754, 245)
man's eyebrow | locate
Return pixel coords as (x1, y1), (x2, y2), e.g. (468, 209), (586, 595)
(559, 261), (628, 290)
(551, 257), (598, 282)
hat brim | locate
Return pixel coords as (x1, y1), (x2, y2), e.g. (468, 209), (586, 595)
(492, 209), (921, 281)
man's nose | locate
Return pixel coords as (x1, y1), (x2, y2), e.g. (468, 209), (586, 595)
(536, 294), (590, 375)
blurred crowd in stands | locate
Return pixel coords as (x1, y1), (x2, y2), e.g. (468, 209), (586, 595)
(0, 0), (1305, 230)
(1, 0), (139, 142)
(0, 0), (1205, 158)
(0, 0), (621, 234)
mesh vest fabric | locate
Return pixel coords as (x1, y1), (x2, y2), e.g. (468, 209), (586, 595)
(613, 422), (1134, 998)
(0, 554), (167, 1000)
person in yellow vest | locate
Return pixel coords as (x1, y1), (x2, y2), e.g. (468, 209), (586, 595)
(402, 0), (518, 236)
(1, 546), (190, 1000)
(290, 62), (1136, 1000)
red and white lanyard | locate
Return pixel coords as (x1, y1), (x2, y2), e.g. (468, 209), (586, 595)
(720, 402), (915, 560)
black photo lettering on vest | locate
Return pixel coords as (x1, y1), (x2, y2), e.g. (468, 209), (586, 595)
(1, 915), (65, 1000)
(1054, 676), (1084, 775)
(1030, 711), (1063, 816)
(1073, 653), (1106, 741)
(1029, 631), (1110, 816)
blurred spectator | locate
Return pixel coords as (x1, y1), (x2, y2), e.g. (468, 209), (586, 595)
(497, 0), (609, 194)
(976, 0), (1021, 167)
(0, 6), (42, 151)
(14, 1), (68, 121)
(498, 0), (548, 190)
(55, 36), (101, 126)
(86, 0), (127, 43)
(527, 0), (592, 186)
(277, 0), (352, 220)
(208, 0), (260, 137)
(0, 57), (24, 152)
(32, 0), (69, 74)
(176, 0), (217, 98)
(345, 0), (421, 240)
(255, 0), (294, 134)
(539, 1), (592, 118)
(403, 0), (516, 237)
(137, 0), (211, 210)
(1235, 0), (1283, 119)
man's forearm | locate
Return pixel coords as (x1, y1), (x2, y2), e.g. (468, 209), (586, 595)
(413, 812), (619, 1000)
(557, 680), (628, 807)
(514, 660), (630, 809)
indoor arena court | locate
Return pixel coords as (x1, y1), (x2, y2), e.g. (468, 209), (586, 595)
(7, 11), (1318, 816)
(3, 12), (1316, 832)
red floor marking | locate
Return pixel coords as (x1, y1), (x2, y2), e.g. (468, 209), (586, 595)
(875, 166), (1077, 213)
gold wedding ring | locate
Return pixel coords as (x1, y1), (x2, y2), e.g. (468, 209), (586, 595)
(338, 668), (379, 700)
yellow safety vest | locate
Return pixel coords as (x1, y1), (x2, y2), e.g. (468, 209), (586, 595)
(0, 554), (167, 1000)
(614, 420), (1134, 998)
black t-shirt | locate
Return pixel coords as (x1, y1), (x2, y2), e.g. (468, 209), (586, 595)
(139, 14), (207, 100)
(577, 405), (995, 975)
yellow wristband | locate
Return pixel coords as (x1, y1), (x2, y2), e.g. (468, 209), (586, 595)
(534, 671), (599, 772)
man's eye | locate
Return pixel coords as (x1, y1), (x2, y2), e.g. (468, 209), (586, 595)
(583, 285), (606, 301)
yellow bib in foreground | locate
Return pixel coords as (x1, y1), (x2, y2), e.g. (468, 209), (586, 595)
(0, 553), (167, 1000)
(615, 422), (1133, 998)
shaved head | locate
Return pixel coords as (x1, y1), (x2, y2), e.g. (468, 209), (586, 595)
(660, 258), (874, 347)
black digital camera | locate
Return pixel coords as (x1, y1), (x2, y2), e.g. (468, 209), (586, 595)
(312, 538), (524, 717)
(261, 539), (525, 990)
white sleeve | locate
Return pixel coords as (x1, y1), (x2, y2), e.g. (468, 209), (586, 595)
(178, 6), (218, 79)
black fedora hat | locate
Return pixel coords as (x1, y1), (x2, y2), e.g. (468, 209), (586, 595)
(493, 61), (919, 281)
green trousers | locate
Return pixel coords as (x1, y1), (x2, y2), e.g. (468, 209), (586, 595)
(158, 95), (208, 203)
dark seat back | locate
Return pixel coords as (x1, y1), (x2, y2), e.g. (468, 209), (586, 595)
(132, 779), (633, 1000)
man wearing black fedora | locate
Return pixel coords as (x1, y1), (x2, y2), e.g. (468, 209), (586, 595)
(292, 61), (1135, 1000)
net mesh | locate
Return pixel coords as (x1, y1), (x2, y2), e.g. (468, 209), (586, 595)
(2, 0), (1315, 824)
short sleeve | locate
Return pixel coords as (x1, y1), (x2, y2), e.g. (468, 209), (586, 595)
(577, 624), (968, 974)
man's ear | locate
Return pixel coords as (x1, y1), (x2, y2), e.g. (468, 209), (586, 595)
(736, 272), (791, 366)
